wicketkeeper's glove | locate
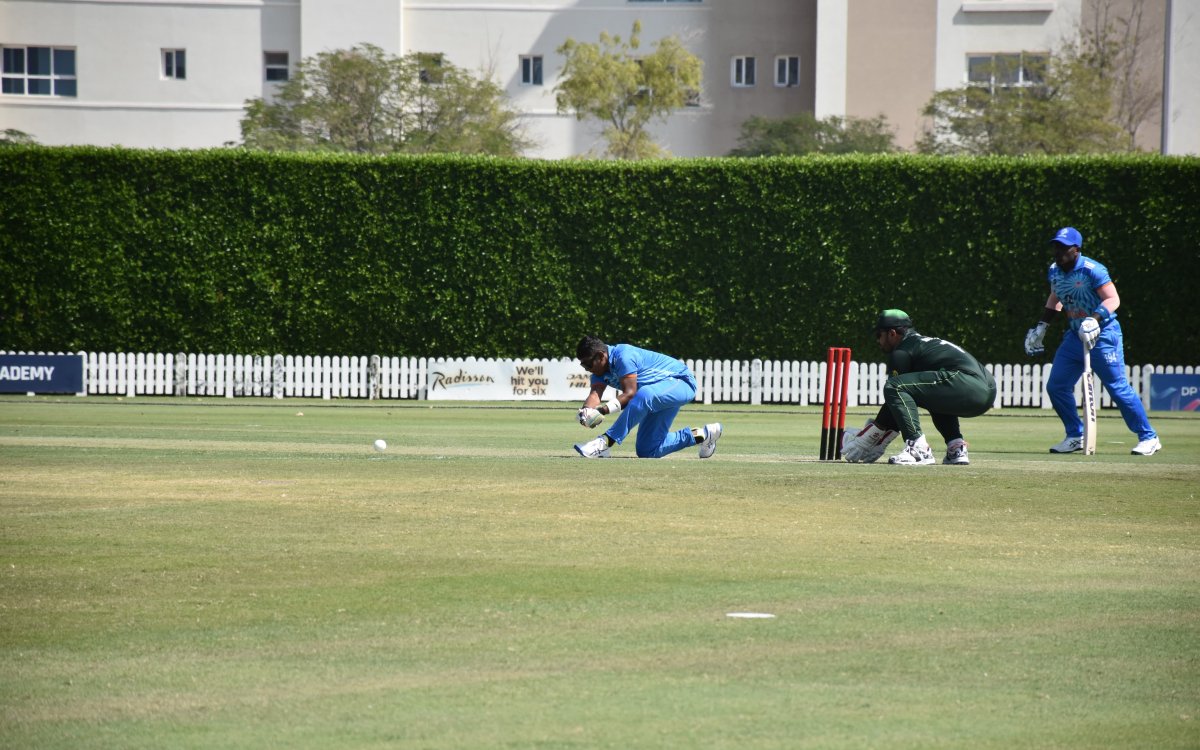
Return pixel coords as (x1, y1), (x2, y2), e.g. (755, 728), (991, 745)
(841, 420), (900, 463)
(1024, 322), (1049, 356)
(577, 407), (604, 429)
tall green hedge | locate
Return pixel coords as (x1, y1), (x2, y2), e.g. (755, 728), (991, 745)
(1, 147), (1196, 364)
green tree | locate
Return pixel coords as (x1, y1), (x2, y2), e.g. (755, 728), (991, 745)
(555, 21), (702, 160)
(916, 1), (1160, 157)
(240, 44), (530, 156)
(917, 50), (1127, 156)
(729, 113), (896, 156)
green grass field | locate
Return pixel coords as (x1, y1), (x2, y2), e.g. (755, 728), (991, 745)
(2, 397), (1198, 749)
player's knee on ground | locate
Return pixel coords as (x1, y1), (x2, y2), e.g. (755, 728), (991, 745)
(634, 430), (674, 458)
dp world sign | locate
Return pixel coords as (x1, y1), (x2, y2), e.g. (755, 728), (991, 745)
(1149, 373), (1200, 411)
(0, 354), (85, 394)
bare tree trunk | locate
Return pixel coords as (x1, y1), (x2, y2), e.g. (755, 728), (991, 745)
(1083, 0), (1164, 148)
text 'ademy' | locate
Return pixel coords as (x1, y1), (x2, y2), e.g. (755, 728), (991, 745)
(0, 366), (56, 381)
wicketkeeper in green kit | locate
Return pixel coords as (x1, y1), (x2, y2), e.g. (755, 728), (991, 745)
(841, 309), (997, 465)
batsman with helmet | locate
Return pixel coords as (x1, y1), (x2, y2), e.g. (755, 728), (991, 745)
(1023, 227), (1161, 456)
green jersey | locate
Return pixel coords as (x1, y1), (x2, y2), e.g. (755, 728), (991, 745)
(888, 330), (989, 381)
(874, 328), (996, 444)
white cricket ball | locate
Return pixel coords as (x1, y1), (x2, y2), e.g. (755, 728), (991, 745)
(373, 439), (387, 452)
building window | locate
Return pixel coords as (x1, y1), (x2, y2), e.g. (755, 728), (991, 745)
(775, 56), (800, 88)
(265, 51), (289, 82)
(1, 46), (76, 97)
(520, 55), (543, 86)
(967, 52), (1045, 92)
(417, 52), (444, 84)
(163, 49), (186, 80)
(731, 56), (755, 87)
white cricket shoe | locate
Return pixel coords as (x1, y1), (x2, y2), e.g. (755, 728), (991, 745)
(1130, 437), (1162, 456)
(942, 439), (970, 465)
(574, 436), (611, 458)
(699, 423), (722, 459)
(1049, 436), (1082, 454)
(888, 435), (935, 465)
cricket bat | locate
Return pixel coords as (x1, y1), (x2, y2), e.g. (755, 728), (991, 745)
(1082, 346), (1098, 455)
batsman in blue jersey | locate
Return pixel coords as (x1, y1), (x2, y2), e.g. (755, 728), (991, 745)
(572, 335), (722, 459)
(1024, 227), (1161, 456)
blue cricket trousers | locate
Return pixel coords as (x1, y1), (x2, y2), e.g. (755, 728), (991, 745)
(603, 375), (698, 458)
(1046, 322), (1156, 441)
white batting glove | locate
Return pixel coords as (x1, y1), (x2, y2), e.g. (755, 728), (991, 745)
(1024, 322), (1048, 356)
(842, 420), (900, 463)
(577, 407), (604, 429)
(1077, 317), (1100, 349)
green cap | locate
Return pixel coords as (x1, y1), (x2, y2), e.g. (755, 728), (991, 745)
(874, 309), (912, 331)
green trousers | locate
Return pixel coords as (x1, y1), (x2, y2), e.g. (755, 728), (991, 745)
(873, 369), (997, 444)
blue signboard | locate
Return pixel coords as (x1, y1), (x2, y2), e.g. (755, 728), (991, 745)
(0, 354), (85, 394)
(1149, 373), (1200, 411)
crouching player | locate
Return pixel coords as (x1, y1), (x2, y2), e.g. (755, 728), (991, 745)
(842, 310), (997, 466)
(573, 335), (721, 459)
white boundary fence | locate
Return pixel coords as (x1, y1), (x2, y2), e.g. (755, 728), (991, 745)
(5, 351), (1196, 410)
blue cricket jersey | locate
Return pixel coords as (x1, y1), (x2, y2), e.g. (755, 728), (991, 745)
(591, 344), (693, 391)
(1048, 254), (1114, 332)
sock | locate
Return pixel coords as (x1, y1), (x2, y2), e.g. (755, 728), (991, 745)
(692, 427), (704, 444)
(603, 435), (614, 447)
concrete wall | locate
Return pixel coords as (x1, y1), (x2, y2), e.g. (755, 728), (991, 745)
(3, 0), (1192, 155)
(1, 0), (265, 148)
(1164, 0), (1200, 154)
(822, 0), (1085, 151)
(302, 0), (400, 58)
(845, 0), (937, 150)
(401, 0), (814, 158)
(702, 0), (816, 155)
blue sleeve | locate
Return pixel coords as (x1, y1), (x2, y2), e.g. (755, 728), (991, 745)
(611, 346), (638, 382)
(592, 345), (636, 390)
(1087, 260), (1112, 290)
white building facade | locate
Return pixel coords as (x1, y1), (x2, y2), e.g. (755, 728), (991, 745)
(1, 0), (1195, 156)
